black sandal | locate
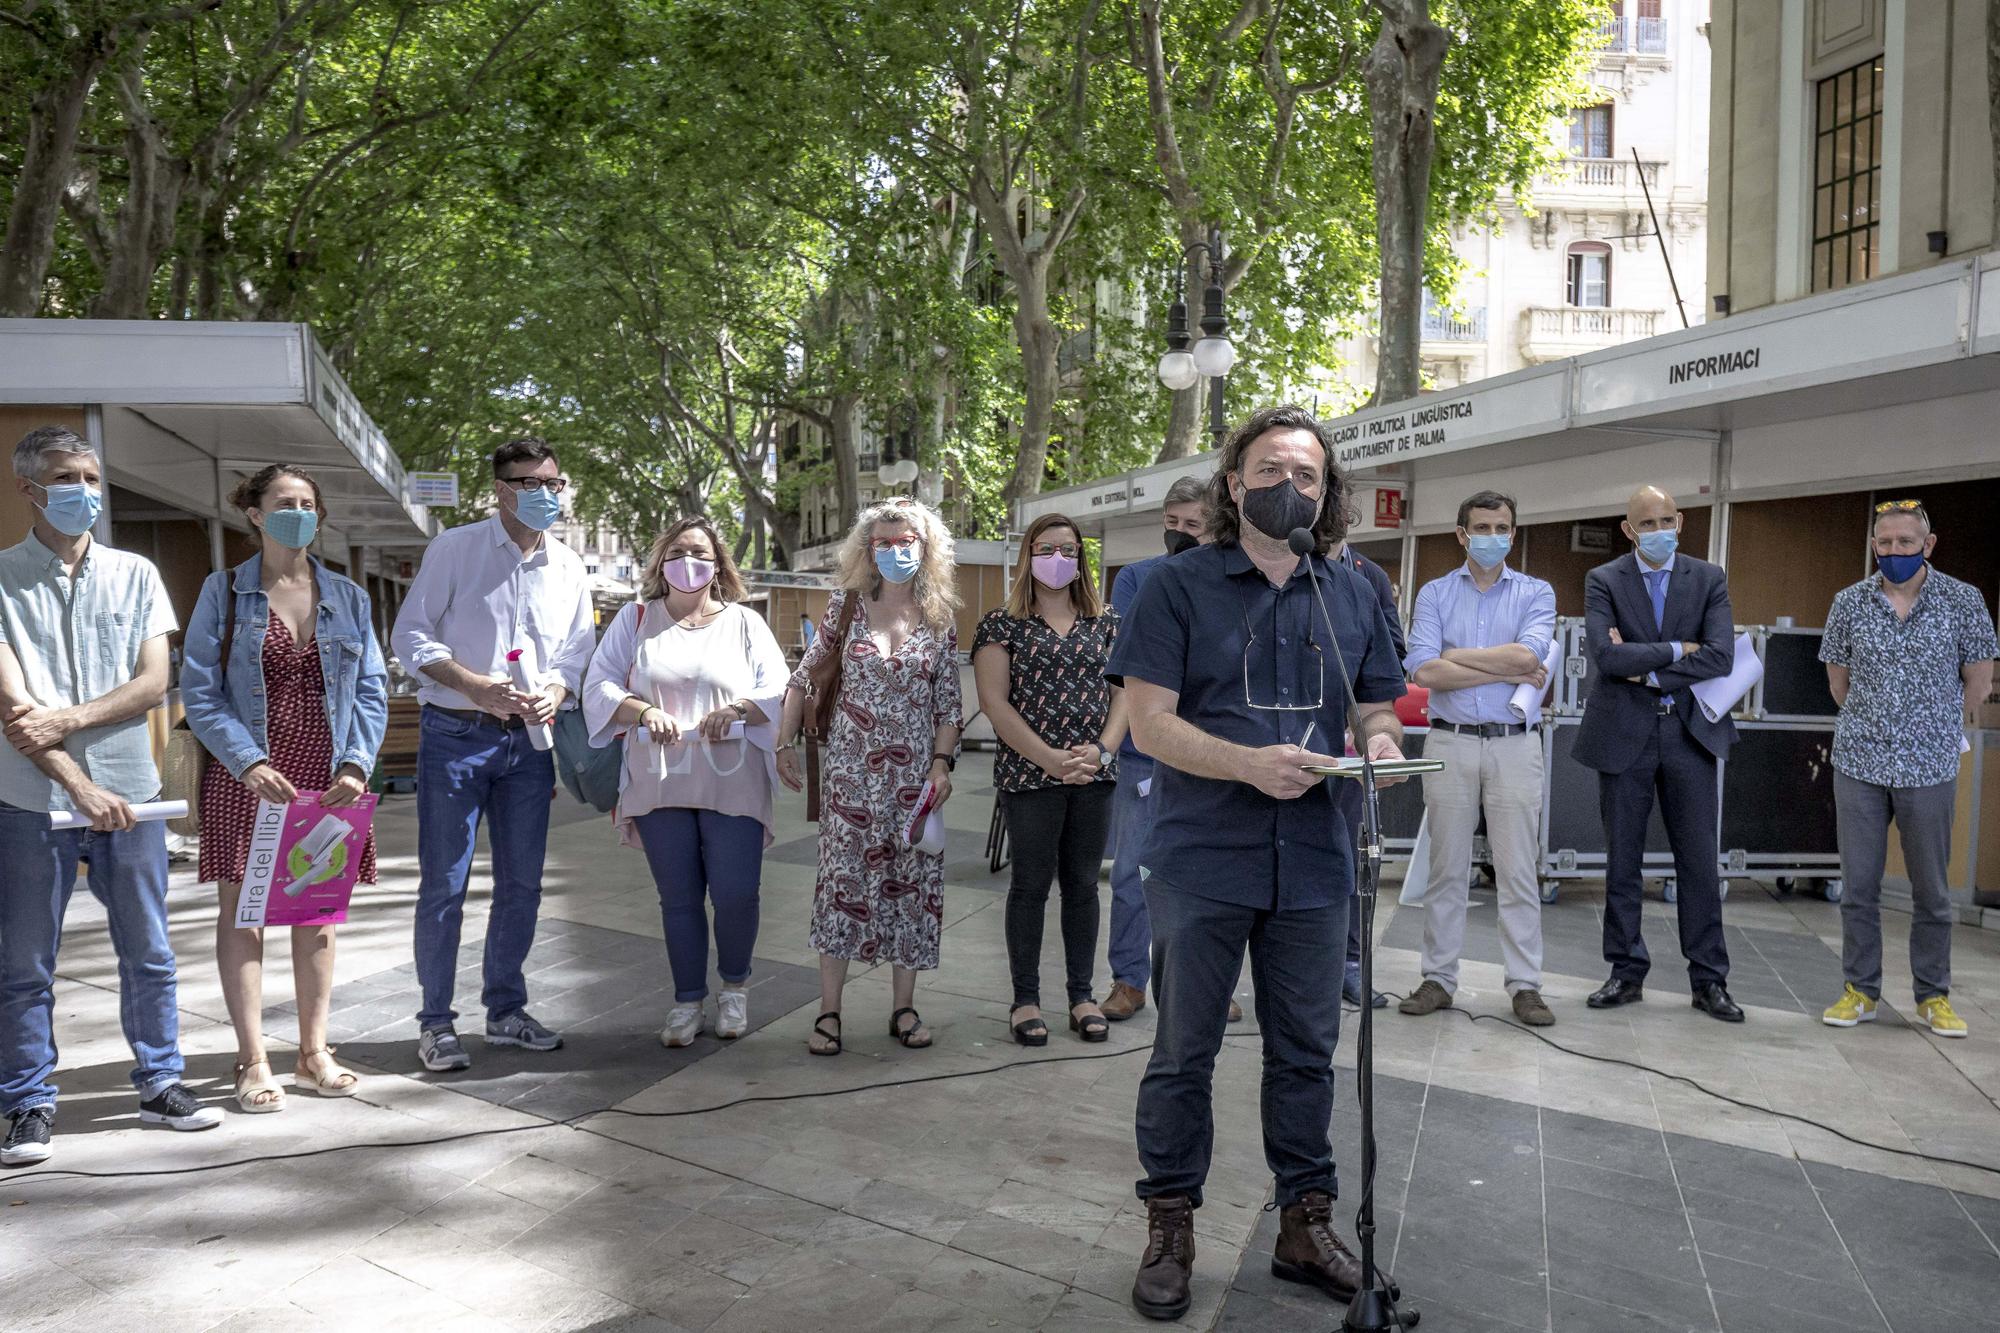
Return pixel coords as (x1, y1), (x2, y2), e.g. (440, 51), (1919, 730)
(888, 1007), (932, 1049)
(1070, 1003), (1110, 1043)
(1010, 1006), (1049, 1047)
(808, 1012), (842, 1056)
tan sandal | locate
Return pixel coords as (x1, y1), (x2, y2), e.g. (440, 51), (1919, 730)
(294, 1047), (361, 1097)
(234, 1059), (286, 1114)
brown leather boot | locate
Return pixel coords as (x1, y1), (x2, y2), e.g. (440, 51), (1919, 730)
(1103, 981), (1147, 1021)
(1271, 1190), (1396, 1302)
(1131, 1194), (1195, 1320)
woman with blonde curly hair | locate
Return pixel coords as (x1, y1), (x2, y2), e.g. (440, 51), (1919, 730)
(776, 497), (963, 1054)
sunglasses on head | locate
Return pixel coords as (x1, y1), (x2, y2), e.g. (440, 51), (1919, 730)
(1873, 498), (1924, 514)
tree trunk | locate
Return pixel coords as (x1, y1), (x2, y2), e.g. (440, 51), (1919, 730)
(1004, 262), (1061, 502)
(1365, 2), (1449, 407)
(0, 58), (105, 316)
(826, 392), (862, 530)
(1990, 0), (2000, 238)
(1158, 384), (1206, 459)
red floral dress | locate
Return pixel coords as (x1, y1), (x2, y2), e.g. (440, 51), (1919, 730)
(790, 591), (962, 969)
(198, 612), (378, 888)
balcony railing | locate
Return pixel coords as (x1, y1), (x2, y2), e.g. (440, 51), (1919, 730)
(1525, 306), (1659, 340)
(1421, 306), (1487, 341)
(1545, 157), (1664, 191)
(1597, 15), (1667, 54)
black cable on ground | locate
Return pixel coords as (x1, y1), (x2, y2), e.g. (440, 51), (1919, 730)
(6, 1004), (1997, 1185)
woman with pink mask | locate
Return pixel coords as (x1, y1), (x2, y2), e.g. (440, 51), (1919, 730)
(973, 514), (1128, 1045)
(583, 517), (789, 1048)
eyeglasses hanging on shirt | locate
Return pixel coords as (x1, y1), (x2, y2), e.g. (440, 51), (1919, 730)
(1239, 616), (1326, 750)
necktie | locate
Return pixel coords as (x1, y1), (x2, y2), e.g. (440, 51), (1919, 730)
(1645, 568), (1667, 633)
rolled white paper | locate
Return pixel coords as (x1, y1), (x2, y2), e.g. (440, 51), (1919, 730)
(505, 649), (555, 751)
(1508, 640), (1564, 725)
(50, 799), (189, 830)
(1690, 632), (1763, 723)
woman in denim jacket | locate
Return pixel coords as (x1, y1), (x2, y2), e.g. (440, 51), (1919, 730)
(181, 464), (388, 1113)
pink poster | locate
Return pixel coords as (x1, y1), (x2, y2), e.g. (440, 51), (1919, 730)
(233, 792), (378, 929)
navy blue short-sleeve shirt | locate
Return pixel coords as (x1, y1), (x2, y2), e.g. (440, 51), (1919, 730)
(1106, 541), (1407, 911)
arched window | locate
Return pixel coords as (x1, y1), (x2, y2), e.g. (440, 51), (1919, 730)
(1565, 242), (1612, 308)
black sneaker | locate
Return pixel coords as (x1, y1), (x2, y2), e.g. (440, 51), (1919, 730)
(137, 1083), (222, 1132)
(2, 1106), (54, 1166)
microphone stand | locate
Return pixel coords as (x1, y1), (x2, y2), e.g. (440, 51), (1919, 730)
(1288, 528), (1418, 1333)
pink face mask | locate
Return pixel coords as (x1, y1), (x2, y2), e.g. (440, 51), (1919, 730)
(662, 555), (715, 593)
(1031, 552), (1078, 589)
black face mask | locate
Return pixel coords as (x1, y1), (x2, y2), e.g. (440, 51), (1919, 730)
(1163, 529), (1199, 556)
(1238, 478), (1320, 542)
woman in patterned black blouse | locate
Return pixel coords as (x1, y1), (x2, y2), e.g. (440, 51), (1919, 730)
(973, 513), (1128, 1045)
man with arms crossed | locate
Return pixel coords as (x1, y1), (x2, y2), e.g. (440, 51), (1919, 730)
(1398, 490), (1557, 1026)
(1820, 500), (1995, 1036)
(392, 438), (596, 1071)
(0, 427), (220, 1167)
(1110, 406), (1406, 1320)
(1575, 485), (1742, 1022)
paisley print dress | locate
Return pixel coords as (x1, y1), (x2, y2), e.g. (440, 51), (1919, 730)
(790, 590), (963, 969)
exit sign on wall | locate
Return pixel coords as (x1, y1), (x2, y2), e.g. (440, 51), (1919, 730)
(1373, 486), (1404, 529)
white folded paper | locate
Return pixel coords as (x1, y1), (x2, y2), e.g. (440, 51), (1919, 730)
(1690, 632), (1763, 722)
(1508, 640), (1564, 725)
(49, 799), (188, 830)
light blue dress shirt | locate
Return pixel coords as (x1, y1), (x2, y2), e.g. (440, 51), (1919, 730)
(1404, 563), (1557, 725)
(1636, 552), (1686, 687)
(0, 533), (178, 810)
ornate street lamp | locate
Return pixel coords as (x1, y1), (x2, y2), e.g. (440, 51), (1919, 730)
(1157, 226), (1233, 447)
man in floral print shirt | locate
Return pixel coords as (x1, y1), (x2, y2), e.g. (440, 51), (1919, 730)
(1819, 500), (1996, 1037)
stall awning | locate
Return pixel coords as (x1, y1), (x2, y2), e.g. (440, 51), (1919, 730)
(1017, 252), (2000, 540)
(0, 318), (438, 552)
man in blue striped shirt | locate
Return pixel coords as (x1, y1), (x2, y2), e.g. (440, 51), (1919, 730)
(1399, 490), (1558, 1026)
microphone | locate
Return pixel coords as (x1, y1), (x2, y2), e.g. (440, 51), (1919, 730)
(1287, 528), (1365, 729)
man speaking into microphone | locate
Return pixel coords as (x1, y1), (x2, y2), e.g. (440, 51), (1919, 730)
(1107, 405), (1407, 1321)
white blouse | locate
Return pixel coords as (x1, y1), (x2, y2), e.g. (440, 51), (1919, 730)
(581, 599), (791, 848)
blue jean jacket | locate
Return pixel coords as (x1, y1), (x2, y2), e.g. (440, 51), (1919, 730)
(180, 555), (388, 781)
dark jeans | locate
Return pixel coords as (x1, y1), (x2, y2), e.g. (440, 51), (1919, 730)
(1136, 877), (1347, 1209)
(633, 806), (764, 1003)
(1598, 714), (1728, 990)
(414, 707), (555, 1029)
(1004, 781), (1114, 1009)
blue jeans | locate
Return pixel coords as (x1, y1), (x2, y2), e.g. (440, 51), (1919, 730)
(0, 805), (179, 1115)
(414, 708), (555, 1030)
(1107, 775), (1154, 990)
(1135, 876), (1347, 1209)
(633, 807), (764, 1003)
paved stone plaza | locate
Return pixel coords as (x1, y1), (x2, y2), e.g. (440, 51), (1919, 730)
(4, 753), (1998, 1332)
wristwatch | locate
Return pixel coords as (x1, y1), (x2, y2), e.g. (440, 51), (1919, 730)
(729, 700), (749, 717)
(1094, 744), (1110, 769)
(931, 752), (956, 771)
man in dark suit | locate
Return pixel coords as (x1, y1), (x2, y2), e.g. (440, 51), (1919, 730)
(1574, 485), (1743, 1022)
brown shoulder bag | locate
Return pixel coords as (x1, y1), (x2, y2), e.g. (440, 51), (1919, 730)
(802, 590), (859, 821)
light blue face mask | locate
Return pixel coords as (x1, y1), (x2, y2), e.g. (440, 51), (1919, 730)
(874, 545), (921, 584)
(1464, 533), (1511, 569)
(262, 507), (318, 549)
(35, 482), (102, 537)
(510, 484), (562, 531)
(1635, 528), (1679, 564)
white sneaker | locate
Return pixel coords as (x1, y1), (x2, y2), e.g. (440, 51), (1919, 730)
(716, 988), (749, 1040)
(660, 1003), (704, 1048)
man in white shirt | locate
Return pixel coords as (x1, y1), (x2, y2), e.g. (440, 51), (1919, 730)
(391, 439), (596, 1071)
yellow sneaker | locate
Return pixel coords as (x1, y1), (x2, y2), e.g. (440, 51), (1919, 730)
(1916, 995), (1968, 1038)
(1821, 984), (1878, 1028)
